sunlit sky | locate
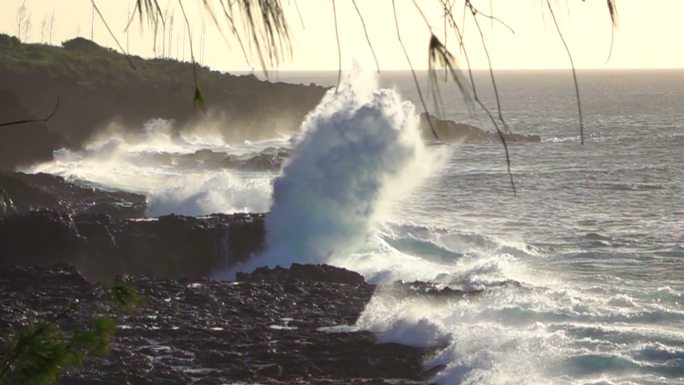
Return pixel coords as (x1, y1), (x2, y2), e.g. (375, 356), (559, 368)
(1, 0), (683, 71)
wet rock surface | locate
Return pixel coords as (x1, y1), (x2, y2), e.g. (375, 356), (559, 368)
(0, 264), (437, 385)
(152, 147), (291, 172)
(0, 172), (146, 218)
(0, 211), (265, 281)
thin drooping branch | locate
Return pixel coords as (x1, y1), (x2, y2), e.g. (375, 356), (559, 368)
(411, 0), (470, 118)
(391, 0), (438, 140)
(412, 0), (473, 126)
(464, 0), (515, 34)
(0, 97), (60, 127)
(216, 1), (253, 69)
(202, 0), (251, 68)
(332, 0), (341, 93)
(177, 0), (203, 107)
(466, 1), (511, 133)
(428, 35), (472, 118)
(91, 0), (136, 69)
(444, 5), (516, 194)
(351, 0), (380, 73)
(292, 0), (305, 30)
(604, 0), (618, 64)
(605, 24), (614, 64)
(606, 0), (618, 24)
(443, 1), (447, 82)
(546, 0), (584, 145)
(234, 0), (291, 75)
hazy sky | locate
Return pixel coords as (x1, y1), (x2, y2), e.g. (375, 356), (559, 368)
(2, 0), (683, 71)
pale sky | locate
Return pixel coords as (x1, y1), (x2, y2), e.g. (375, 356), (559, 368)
(1, 0), (683, 71)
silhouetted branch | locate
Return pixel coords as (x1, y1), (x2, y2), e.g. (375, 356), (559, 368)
(217, 1), (253, 69)
(91, 0), (136, 69)
(444, 6), (516, 194)
(391, 0), (437, 140)
(428, 35), (472, 118)
(0, 97), (60, 127)
(292, 0), (305, 30)
(177, 0), (204, 109)
(466, 0), (511, 133)
(605, 0), (618, 63)
(546, 0), (584, 145)
(464, 0), (515, 34)
(332, 0), (341, 93)
(352, 0), (380, 73)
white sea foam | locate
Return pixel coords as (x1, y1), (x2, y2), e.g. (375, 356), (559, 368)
(27, 118), (280, 216)
(226, 67), (436, 275)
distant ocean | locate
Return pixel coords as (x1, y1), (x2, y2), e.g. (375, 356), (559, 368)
(30, 69), (684, 384)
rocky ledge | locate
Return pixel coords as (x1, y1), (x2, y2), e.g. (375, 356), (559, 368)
(0, 264), (444, 385)
(0, 172), (146, 219)
(419, 113), (542, 143)
(0, 211), (265, 281)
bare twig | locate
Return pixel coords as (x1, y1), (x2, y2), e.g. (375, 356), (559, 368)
(465, 0), (515, 34)
(546, 0), (584, 144)
(444, 5), (516, 194)
(466, 0), (511, 133)
(605, 0), (618, 64)
(177, 0), (203, 108)
(292, 0), (305, 30)
(332, 0), (341, 93)
(91, 0), (136, 69)
(352, 0), (380, 73)
(391, 0), (438, 140)
(0, 97), (60, 127)
(216, 1), (253, 69)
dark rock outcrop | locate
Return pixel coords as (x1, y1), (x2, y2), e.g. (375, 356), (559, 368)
(420, 113), (542, 143)
(0, 264), (438, 384)
(0, 35), (327, 155)
(0, 172), (146, 218)
(0, 211), (265, 280)
(0, 90), (69, 170)
(237, 263), (366, 285)
(147, 146), (291, 172)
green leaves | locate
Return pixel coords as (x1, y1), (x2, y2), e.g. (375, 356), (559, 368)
(0, 282), (141, 385)
(0, 316), (115, 385)
(193, 86), (206, 111)
(109, 281), (142, 314)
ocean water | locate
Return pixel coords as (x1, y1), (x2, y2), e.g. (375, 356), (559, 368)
(29, 69), (684, 384)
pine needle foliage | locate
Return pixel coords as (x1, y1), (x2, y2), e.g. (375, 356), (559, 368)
(0, 281), (141, 385)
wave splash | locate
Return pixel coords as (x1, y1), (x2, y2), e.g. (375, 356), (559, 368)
(27, 119), (277, 216)
(228, 69), (429, 274)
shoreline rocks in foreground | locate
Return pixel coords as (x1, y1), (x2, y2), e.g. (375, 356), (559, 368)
(0, 263), (442, 385)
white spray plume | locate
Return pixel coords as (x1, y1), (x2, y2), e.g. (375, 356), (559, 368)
(227, 68), (432, 275)
(28, 118), (277, 216)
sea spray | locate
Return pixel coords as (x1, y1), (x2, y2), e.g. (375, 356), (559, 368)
(228, 70), (430, 274)
(28, 119), (276, 216)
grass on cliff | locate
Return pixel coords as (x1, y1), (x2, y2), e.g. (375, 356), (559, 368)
(0, 33), (257, 92)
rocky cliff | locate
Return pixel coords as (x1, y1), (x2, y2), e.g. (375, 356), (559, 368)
(0, 211), (265, 281)
(0, 34), (326, 163)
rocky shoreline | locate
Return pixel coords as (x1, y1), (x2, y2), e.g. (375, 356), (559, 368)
(0, 171), (267, 280)
(0, 263), (450, 385)
(0, 171), (446, 384)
